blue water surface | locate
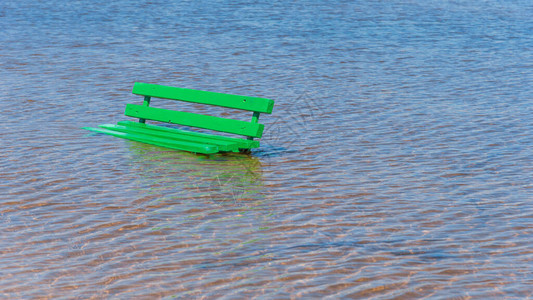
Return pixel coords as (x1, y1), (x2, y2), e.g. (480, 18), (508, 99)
(1, 0), (532, 298)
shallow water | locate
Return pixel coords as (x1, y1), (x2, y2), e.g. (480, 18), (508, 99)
(1, 0), (532, 298)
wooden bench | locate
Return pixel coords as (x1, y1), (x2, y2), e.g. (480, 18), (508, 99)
(83, 82), (274, 154)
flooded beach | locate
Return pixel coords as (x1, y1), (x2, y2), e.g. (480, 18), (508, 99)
(1, 0), (532, 298)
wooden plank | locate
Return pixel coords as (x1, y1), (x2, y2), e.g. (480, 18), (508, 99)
(99, 124), (240, 152)
(132, 82), (274, 114)
(118, 121), (260, 149)
(125, 104), (264, 138)
(83, 126), (219, 154)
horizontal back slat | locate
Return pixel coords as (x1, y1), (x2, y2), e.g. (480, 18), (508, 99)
(132, 82), (274, 114)
(125, 104), (264, 138)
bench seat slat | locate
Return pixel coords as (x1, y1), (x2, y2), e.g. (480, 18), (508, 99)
(125, 104), (264, 138)
(83, 126), (220, 154)
(117, 121), (260, 149)
(99, 124), (240, 152)
(133, 82), (274, 114)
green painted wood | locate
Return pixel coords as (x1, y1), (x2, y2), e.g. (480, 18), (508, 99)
(142, 96), (151, 107)
(125, 104), (264, 138)
(139, 96), (151, 123)
(132, 82), (274, 114)
(99, 124), (240, 152)
(248, 112), (261, 140)
(250, 111), (261, 123)
(83, 126), (219, 154)
(84, 83), (274, 154)
(117, 121), (260, 149)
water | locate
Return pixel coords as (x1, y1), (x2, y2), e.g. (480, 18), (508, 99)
(1, 0), (532, 298)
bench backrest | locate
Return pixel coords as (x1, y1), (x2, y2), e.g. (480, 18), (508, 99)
(125, 82), (274, 138)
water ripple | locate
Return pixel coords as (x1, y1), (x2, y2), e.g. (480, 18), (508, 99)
(1, 0), (532, 298)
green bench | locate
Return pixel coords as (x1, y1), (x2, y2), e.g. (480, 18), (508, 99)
(83, 82), (274, 154)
